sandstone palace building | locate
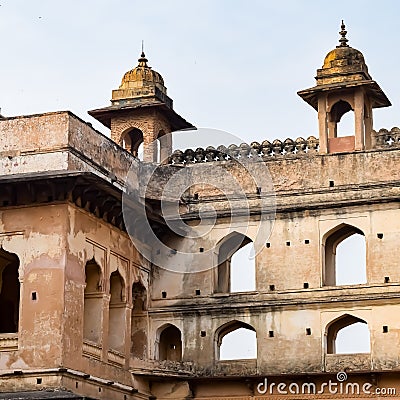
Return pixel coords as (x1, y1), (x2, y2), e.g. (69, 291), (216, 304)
(1, 23), (400, 399)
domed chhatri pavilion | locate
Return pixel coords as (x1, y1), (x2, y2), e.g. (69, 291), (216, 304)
(1, 22), (400, 400)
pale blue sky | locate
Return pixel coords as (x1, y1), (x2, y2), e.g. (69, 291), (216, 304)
(1, 0), (400, 147)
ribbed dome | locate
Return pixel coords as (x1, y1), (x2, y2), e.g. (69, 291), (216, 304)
(119, 52), (164, 89)
(322, 46), (366, 70)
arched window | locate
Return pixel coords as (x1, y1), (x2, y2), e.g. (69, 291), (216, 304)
(323, 224), (366, 286)
(131, 281), (148, 360)
(327, 100), (357, 152)
(216, 321), (257, 360)
(335, 108), (354, 137)
(108, 270), (126, 352)
(230, 242), (256, 292)
(0, 248), (20, 334)
(158, 324), (182, 361)
(216, 233), (255, 293)
(83, 260), (102, 343)
(121, 128), (143, 159)
(326, 314), (370, 354)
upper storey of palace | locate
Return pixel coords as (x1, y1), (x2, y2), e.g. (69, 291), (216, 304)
(0, 22), (400, 213)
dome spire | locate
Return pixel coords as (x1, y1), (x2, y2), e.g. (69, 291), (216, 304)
(337, 20), (349, 48)
(138, 40), (148, 67)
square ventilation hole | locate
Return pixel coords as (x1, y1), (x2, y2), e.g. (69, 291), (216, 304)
(269, 284), (275, 291)
(304, 239), (310, 244)
(385, 276), (390, 283)
(195, 289), (201, 296)
(303, 282), (309, 289)
(306, 328), (312, 336)
(193, 193), (199, 200)
(31, 292), (37, 301)
(257, 187), (262, 195)
(200, 331), (206, 337)
(161, 291), (167, 299)
(199, 247), (204, 253)
(286, 241), (291, 246)
(383, 326), (389, 333)
(329, 180), (334, 187)
(377, 233), (384, 239)
(266, 242), (271, 248)
(36, 378), (42, 385)
(268, 330), (274, 338)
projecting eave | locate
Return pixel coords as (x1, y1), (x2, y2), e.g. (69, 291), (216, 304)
(88, 102), (195, 132)
(297, 80), (391, 111)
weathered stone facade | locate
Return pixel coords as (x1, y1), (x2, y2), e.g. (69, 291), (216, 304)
(1, 24), (400, 399)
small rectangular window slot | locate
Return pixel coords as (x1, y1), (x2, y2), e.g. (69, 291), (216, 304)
(31, 292), (37, 301)
(256, 187), (261, 195)
(269, 284), (275, 291)
(99, 388), (102, 393)
(304, 239), (310, 244)
(75, 382), (78, 389)
(161, 291), (167, 298)
(303, 282), (309, 289)
(329, 180), (334, 187)
(384, 276), (390, 283)
(383, 326), (389, 333)
(268, 330), (274, 338)
(36, 378), (42, 385)
(195, 289), (201, 296)
(193, 193), (199, 200)
(377, 233), (384, 239)
(306, 328), (312, 335)
(200, 331), (206, 337)
(266, 242), (271, 248)
(199, 247), (204, 253)
(286, 241), (290, 246)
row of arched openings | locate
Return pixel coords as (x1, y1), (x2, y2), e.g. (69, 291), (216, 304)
(121, 128), (165, 163)
(216, 224), (366, 293)
(83, 260), (147, 358)
(155, 314), (370, 362)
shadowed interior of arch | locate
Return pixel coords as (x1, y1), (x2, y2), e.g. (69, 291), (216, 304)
(158, 324), (182, 361)
(0, 248), (20, 334)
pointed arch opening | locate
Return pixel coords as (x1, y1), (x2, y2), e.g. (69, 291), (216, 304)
(130, 281), (148, 360)
(83, 259), (103, 343)
(121, 128), (144, 159)
(157, 324), (182, 361)
(108, 270), (126, 352)
(328, 100), (356, 152)
(326, 314), (370, 354)
(216, 320), (257, 360)
(215, 232), (255, 293)
(323, 224), (366, 286)
(0, 248), (20, 334)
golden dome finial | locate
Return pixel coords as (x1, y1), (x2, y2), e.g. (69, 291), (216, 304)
(337, 20), (349, 48)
